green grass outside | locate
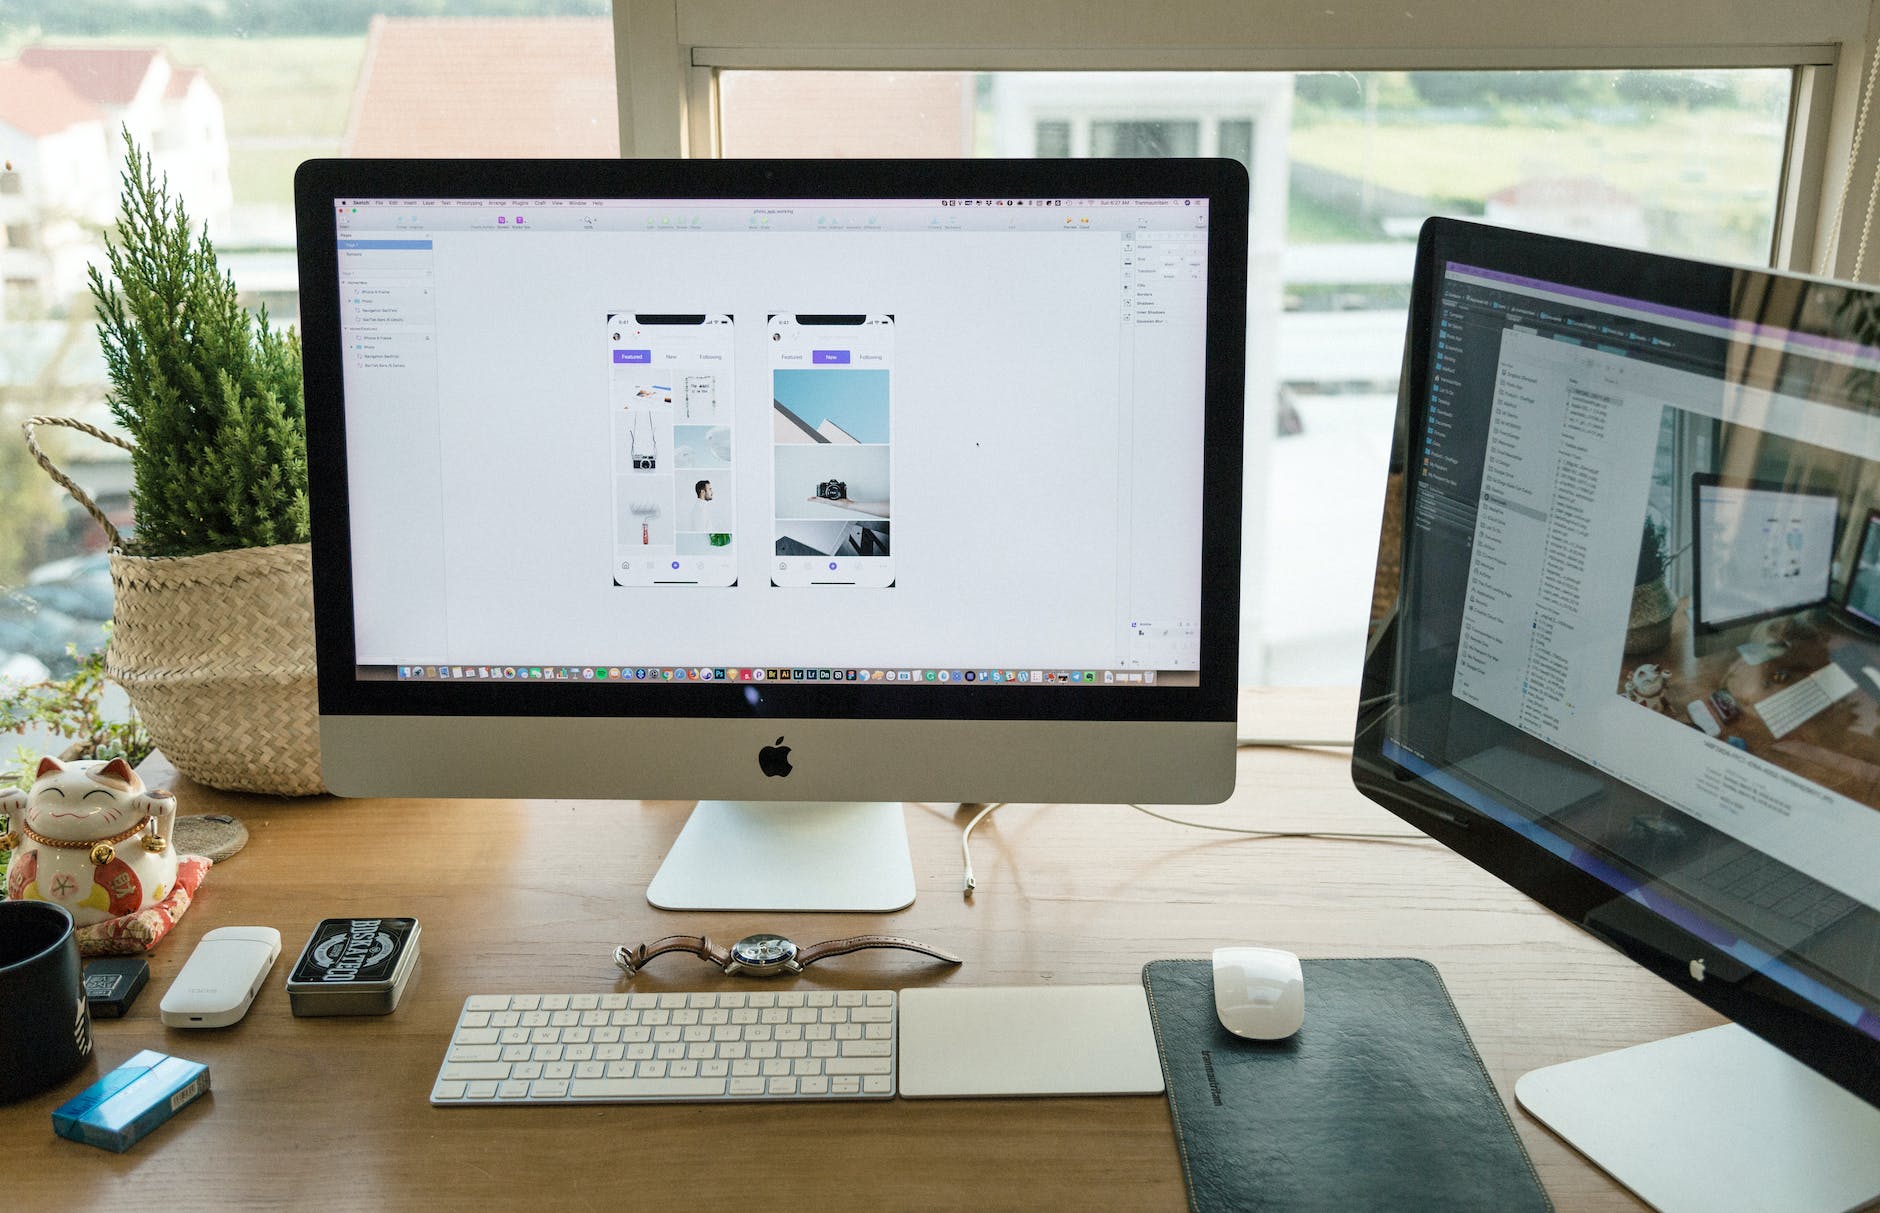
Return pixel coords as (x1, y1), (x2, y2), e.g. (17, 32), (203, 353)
(230, 143), (341, 209)
(157, 36), (366, 141)
(1288, 113), (1788, 262)
(1285, 188), (1381, 243)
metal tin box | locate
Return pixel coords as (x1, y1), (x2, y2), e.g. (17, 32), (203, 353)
(285, 917), (420, 1016)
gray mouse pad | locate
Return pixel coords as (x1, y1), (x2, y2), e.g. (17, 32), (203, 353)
(1142, 958), (1551, 1213)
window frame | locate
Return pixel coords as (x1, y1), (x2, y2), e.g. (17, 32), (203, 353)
(613, 0), (1876, 279)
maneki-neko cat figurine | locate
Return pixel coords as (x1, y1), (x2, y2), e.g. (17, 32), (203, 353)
(2, 756), (178, 926)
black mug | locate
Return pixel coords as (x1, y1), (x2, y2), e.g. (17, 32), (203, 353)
(0, 899), (93, 1103)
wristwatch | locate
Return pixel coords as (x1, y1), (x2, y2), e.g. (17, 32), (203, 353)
(613, 932), (962, 978)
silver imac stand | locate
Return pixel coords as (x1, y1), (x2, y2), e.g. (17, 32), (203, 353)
(645, 801), (916, 912)
(1515, 1024), (1880, 1212)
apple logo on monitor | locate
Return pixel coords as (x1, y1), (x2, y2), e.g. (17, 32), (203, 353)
(758, 736), (793, 778)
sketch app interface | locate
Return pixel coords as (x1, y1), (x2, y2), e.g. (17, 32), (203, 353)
(334, 196), (1212, 678)
(769, 315), (894, 588)
(610, 315), (737, 586)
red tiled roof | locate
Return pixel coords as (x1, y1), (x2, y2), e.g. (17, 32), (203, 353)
(1487, 176), (1640, 208)
(19, 47), (164, 106)
(164, 66), (204, 100)
(0, 61), (104, 138)
(344, 17), (618, 157)
(719, 71), (972, 158)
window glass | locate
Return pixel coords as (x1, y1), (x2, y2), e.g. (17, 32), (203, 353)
(1218, 119), (1254, 173)
(1035, 119), (1072, 158)
(721, 68), (1794, 684)
(1092, 119), (1200, 158)
(0, 5), (610, 697)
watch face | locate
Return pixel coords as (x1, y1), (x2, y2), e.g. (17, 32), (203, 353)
(731, 934), (798, 968)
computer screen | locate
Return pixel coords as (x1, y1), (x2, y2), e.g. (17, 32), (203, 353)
(1843, 510), (1880, 631)
(295, 158), (1246, 909)
(1692, 476), (1837, 632)
(1355, 218), (1880, 1126)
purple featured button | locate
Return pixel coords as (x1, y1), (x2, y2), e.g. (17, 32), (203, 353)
(614, 349), (651, 364)
(812, 350), (851, 365)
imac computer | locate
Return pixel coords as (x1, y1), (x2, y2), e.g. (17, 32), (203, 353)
(294, 158), (1247, 913)
(1356, 217), (1880, 1211)
(1691, 473), (1839, 637)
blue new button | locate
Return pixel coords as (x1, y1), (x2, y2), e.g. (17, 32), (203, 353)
(812, 350), (851, 364)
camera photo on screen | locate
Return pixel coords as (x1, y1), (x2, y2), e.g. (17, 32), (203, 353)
(1614, 426), (1880, 814)
(1432, 264), (1880, 960)
(615, 408), (672, 474)
(774, 445), (890, 520)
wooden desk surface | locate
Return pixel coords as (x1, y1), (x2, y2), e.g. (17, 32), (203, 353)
(2, 689), (1717, 1209)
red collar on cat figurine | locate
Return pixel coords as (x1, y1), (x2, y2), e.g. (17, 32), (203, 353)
(18, 814), (161, 866)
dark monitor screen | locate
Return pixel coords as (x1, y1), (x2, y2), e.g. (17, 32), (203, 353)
(1844, 510), (1880, 631)
(1356, 217), (1880, 1107)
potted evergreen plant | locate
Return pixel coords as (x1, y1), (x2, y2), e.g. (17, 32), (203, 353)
(23, 132), (322, 794)
(1625, 514), (1677, 656)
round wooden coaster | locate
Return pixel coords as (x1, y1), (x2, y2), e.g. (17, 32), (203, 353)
(171, 813), (249, 862)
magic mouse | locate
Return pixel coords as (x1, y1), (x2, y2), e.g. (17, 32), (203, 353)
(1212, 946), (1305, 1040)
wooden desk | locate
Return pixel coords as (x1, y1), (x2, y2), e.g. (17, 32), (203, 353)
(1622, 600), (1880, 808)
(2, 689), (1718, 1210)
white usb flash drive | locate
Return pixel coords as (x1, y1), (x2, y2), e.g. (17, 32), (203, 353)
(160, 926), (282, 1028)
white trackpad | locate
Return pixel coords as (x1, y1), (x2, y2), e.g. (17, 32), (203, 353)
(898, 985), (1164, 1098)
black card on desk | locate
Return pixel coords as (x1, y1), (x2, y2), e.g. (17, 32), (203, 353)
(1141, 957), (1552, 1213)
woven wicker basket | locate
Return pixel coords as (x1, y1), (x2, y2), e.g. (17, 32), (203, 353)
(24, 417), (325, 796)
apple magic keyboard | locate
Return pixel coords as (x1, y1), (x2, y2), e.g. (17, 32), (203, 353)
(431, 989), (896, 1104)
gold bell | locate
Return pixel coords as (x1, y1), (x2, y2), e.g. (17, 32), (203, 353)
(143, 835), (168, 854)
(90, 841), (116, 866)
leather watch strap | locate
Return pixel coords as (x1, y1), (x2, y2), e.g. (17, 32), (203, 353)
(613, 934), (731, 976)
(796, 935), (963, 968)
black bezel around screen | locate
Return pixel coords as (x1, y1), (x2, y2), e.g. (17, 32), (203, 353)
(295, 158), (1246, 727)
(1841, 508), (1880, 630)
(1353, 217), (1880, 1105)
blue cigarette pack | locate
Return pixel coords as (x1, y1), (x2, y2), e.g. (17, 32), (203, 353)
(52, 1050), (210, 1152)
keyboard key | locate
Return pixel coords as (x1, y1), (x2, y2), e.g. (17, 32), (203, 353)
(826, 1058), (891, 1075)
(571, 1077), (729, 1099)
(449, 1045), (502, 1062)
